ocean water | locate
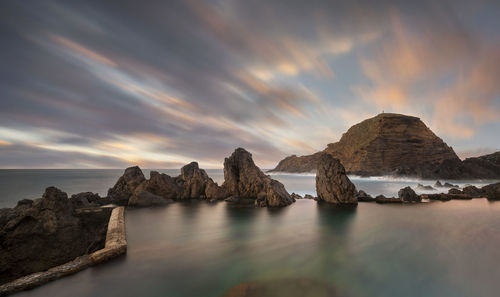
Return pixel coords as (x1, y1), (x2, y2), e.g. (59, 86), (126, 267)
(1, 170), (500, 297)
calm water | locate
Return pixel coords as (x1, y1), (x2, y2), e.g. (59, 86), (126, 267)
(2, 170), (500, 297)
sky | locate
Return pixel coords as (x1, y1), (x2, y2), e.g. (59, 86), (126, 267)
(1, 0), (500, 169)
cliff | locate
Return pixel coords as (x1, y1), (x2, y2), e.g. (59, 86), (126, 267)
(270, 113), (500, 179)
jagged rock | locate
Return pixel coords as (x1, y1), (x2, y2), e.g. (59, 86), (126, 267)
(315, 154), (357, 205)
(304, 194), (315, 200)
(221, 148), (294, 207)
(179, 162), (211, 199)
(128, 190), (173, 207)
(448, 188), (462, 195)
(356, 190), (374, 202)
(375, 195), (403, 203)
(482, 182), (500, 200)
(423, 193), (471, 200)
(134, 171), (182, 200)
(443, 182), (459, 188)
(0, 187), (110, 285)
(434, 181), (443, 187)
(416, 184), (435, 191)
(398, 186), (421, 202)
(291, 193), (303, 200)
(70, 192), (101, 208)
(107, 166), (146, 205)
(205, 180), (228, 200)
(462, 186), (484, 198)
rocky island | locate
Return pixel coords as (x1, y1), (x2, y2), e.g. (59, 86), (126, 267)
(270, 113), (500, 179)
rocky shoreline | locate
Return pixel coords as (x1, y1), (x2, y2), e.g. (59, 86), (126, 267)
(1, 147), (500, 295)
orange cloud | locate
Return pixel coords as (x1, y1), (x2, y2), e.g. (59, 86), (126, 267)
(49, 34), (117, 66)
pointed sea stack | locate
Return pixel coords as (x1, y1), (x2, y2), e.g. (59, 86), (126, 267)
(315, 154), (357, 205)
(222, 148), (294, 207)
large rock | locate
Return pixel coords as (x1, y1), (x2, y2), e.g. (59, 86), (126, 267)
(107, 166), (145, 205)
(270, 113), (500, 179)
(462, 186), (484, 198)
(482, 182), (500, 200)
(315, 154), (357, 205)
(0, 187), (110, 285)
(398, 186), (421, 202)
(221, 148), (294, 207)
(179, 162), (212, 199)
(70, 192), (101, 208)
(134, 171), (183, 200)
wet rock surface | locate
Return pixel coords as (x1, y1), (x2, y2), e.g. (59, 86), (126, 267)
(398, 186), (421, 202)
(0, 187), (110, 285)
(316, 154), (357, 205)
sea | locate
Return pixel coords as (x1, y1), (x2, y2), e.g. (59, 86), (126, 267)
(1, 169), (500, 297)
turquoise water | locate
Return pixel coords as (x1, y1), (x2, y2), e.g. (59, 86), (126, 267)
(1, 170), (500, 297)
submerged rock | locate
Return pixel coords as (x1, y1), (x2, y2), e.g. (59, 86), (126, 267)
(107, 166), (146, 205)
(398, 186), (421, 202)
(0, 187), (110, 285)
(416, 184), (435, 191)
(375, 195), (403, 204)
(315, 154), (357, 205)
(462, 185), (484, 198)
(221, 148), (294, 207)
(304, 194), (315, 200)
(434, 180), (443, 187)
(448, 188), (462, 195)
(443, 182), (459, 188)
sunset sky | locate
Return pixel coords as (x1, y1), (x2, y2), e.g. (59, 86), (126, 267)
(1, 0), (500, 169)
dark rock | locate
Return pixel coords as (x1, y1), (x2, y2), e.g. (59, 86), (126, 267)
(443, 182), (459, 188)
(304, 194), (315, 200)
(315, 154), (357, 205)
(128, 190), (173, 207)
(205, 180), (228, 200)
(134, 171), (182, 200)
(179, 162), (211, 199)
(482, 182), (500, 200)
(416, 184), (435, 191)
(356, 190), (374, 202)
(448, 188), (463, 195)
(375, 195), (403, 203)
(398, 186), (421, 202)
(107, 166), (145, 205)
(70, 192), (101, 208)
(462, 186), (484, 198)
(434, 180), (443, 187)
(291, 193), (303, 200)
(0, 187), (110, 285)
(221, 148), (294, 207)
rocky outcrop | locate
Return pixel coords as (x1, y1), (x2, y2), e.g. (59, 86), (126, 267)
(270, 113), (500, 179)
(375, 195), (403, 203)
(315, 154), (357, 205)
(222, 148), (294, 207)
(356, 190), (374, 202)
(398, 186), (421, 202)
(0, 187), (110, 285)
(416, 184), (435, 191)
(70, 192), (101, 208)
(481, 182), (500, 200)
(107, 166), (146, 205)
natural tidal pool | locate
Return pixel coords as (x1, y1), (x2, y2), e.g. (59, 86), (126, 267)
(1, 170), (500, 297)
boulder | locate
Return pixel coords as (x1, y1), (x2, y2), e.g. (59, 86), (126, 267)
(448, 188), (463, 195)
(221, 148), (294, 207)
(443, 182), (459, 188)
(107, 166), (145, 205)
(398, 186), (421, 202)
(356, 190), (374, 202)
(179, 162), (211, 199)
(134, 171), (182, 200)
(462, 185), (484, 198)
(291, 193), (303, 200)
(304, 194), (315, 200)
(434, 181), (443, 187)
(128, 190), (173, 207)
(482, 182), (500, 200)
(70, 192), (101, 208)
(0, 187), (110, 285)
(315, 154), (357, 205)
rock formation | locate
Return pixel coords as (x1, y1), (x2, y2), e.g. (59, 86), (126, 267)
(398, 186), (421, 202)
(483, 182), (500, 200)
(107, 166), (146, 205)
(375, 195), (403, 203)
(315, 154), (357, 205)
(416, 184), (435, 191)
(0, 187), (110, 285)
(356, 190), (374, 202)
(270, 113), (500, 179)
(221, 148), (294, 207)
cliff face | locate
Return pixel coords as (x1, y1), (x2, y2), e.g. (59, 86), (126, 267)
(270, 113), (500, 179)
